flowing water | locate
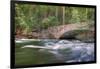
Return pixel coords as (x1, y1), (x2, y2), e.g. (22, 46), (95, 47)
(15, 39), (95, 66)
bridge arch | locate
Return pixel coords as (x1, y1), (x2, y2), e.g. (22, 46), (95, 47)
(59, 30), (77, 39)
(47, 23), (88, 39)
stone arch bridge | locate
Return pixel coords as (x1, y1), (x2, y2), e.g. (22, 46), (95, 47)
(32, 23), (93, 39)
(47, 23), (88, 39)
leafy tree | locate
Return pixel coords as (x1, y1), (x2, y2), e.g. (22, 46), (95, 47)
(15, 4), (95, 36)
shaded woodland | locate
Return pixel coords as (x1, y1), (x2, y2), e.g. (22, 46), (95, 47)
(15, 4), (95, 41)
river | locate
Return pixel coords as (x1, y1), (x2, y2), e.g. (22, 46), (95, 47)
(15, 39), (95, 66)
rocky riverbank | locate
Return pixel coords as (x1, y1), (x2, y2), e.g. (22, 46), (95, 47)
(15, 23), (95, 43)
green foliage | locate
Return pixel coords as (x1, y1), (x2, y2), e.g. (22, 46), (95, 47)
(41, 16), (59, 29)
(15, 4), (95, 35)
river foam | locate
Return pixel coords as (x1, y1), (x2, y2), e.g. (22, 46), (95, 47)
(16, 39), (95, 62)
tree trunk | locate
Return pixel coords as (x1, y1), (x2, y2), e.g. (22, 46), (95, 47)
(62, 6), (65, 25)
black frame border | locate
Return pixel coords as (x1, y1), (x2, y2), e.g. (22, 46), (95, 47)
(10, 0), (97, 68)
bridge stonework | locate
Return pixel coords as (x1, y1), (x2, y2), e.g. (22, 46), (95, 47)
(46, 23), (88, 39)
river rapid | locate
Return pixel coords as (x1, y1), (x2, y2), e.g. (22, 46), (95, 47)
(15, 39), (95, 66)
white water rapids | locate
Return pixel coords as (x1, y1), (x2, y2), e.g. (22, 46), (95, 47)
(15, 39), (95, 63)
